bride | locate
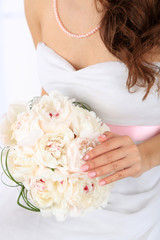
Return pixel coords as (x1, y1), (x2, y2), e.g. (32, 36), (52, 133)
(3, 0), (159, 239)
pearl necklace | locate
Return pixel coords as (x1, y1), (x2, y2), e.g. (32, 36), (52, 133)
(53, 0), (101, 39)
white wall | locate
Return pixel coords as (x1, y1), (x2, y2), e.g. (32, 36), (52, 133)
(0, 0), (41, 118)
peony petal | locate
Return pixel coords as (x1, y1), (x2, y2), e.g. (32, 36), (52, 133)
(17, 128), (44, 146)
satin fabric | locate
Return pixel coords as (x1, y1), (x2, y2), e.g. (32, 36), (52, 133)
(0, 42), (160, 240)
(107, 124), (160, 142)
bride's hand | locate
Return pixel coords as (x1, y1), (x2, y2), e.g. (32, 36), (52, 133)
(80, 131), (149, 186)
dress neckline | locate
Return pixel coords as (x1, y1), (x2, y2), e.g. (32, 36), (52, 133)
(36, 41), (160, 73)
(36, 41), (125, 73)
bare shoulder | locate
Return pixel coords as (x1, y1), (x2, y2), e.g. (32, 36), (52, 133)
(24, 0), (49, 94)
(24, 0), (46, 48)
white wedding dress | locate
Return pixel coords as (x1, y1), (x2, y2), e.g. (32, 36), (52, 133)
(0, 41), (160, 240)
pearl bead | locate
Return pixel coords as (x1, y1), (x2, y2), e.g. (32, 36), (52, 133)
(53, 0), (100, 39)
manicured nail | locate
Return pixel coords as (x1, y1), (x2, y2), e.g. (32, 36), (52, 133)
(98, 134), (107, 141)
(83, 154), (89, 161)
(99, 180), (106, 186)
(88, 172), (96, 178)
(81, 165), (89, 171)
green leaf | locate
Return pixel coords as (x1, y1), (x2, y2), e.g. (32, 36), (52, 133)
(21, 187), (40, 212)
(1, 146), (40, 212)
(0, 147), (11, 179)
(17, 186), (40, 212)
(1, 172), (19, 188)
(4, 148), (23, 187)
(72, 101), (92, 112)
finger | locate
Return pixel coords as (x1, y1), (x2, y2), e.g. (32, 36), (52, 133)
(87, 156), (135, 178)
(81, 147), (127, 172)
(98, 131), (119, 142)
(99, 166), (134, 186)
(83, 135), (132, 161)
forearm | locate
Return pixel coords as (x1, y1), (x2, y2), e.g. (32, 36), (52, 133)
(138, 133), (160, 171)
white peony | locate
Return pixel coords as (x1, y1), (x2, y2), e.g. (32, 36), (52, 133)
(0, 103), (26, 146)
(65, 175), (114, 217)
(37, 174), (114, 222)
(32, 90), (76, 133)
(70, 105), (110, 137)
(7, 146), (38, 182)
(11, 111), (44, 147)
(29, 179), (58, 209)
(66, 136), (101, 172)
(35, 128), (74, 169)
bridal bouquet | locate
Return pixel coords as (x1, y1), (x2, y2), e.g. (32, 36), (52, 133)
(0, 90), (113, 221)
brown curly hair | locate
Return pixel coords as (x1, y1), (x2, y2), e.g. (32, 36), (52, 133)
(95, 0), (160, 100)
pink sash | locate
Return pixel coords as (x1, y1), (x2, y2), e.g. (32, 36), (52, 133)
(106, 124), (160, 142)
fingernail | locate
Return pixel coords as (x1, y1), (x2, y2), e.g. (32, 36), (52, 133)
(98, 134), (107, 141)
(88, 172), (96, 178)
(81, 165), (89, 171)
(83, 154), (89, 161)
(99, 180), (106, 186)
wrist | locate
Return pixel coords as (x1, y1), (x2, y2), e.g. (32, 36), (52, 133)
(137, 134), (160, 170)
(137, 142), (152, 172)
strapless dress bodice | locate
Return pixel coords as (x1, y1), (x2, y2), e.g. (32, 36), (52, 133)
(36, 42), (160, 126)
(1, 41), (160, 240)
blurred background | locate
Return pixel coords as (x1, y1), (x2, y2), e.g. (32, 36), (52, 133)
(0, 0), (41, 117)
